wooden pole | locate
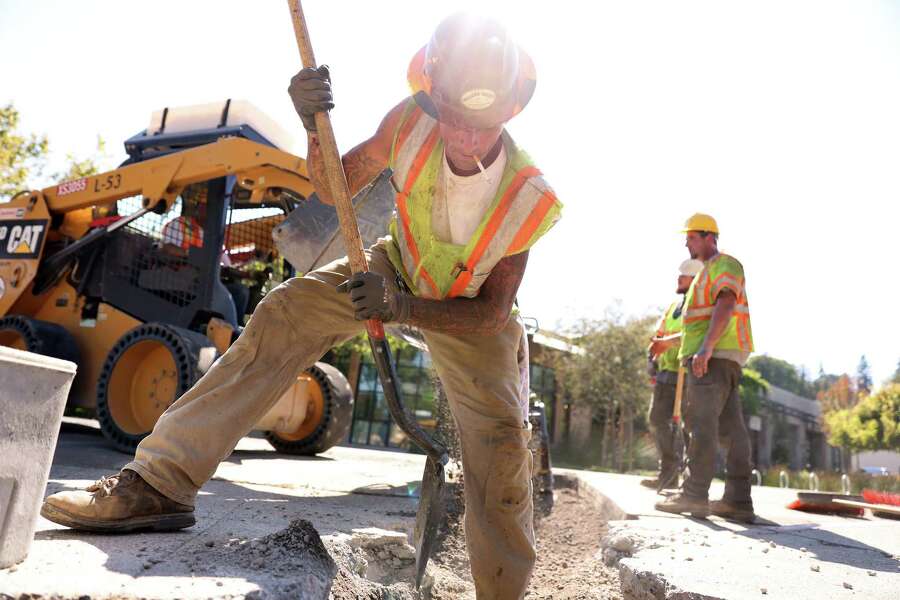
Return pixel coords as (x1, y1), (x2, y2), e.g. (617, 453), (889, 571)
(286, 0), (383, 339)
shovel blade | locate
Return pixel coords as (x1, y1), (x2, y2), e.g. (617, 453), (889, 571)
(414, 455), (445, 588)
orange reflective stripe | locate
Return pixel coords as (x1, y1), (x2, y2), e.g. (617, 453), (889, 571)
(506, 189), (556, 255)
(447, 166), (541, 298)
(738, 315), (752, 350)
(396, 125), (441, 297)
(393, 108), (423, 165)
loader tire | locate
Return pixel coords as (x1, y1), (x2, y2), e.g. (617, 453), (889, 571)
(264, 362), (353, 456)
(0, 315), (80, 364)
(96, 322), (217, 453)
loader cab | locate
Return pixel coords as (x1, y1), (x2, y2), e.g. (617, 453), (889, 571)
(86, 101), (301, 331)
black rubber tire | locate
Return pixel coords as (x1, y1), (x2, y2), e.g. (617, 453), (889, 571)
(0, 315), (80, 363)
(264, 361), (354, 456)
(96, 322), (217, 453)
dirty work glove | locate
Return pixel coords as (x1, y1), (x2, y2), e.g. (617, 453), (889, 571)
(288, 65), (333, 132)
(337, 272), (410, 323)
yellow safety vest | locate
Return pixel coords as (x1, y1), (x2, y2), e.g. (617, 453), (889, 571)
(386, 100), (562, 299)
(655, 298), (684, 373)
(679, 253), (754, 359)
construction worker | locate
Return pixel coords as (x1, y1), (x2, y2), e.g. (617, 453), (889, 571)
(41, 13), (561, 599)
(641, 258), (703, 490)
(652, 214), (756, 523)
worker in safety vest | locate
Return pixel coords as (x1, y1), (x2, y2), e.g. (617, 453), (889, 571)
(651, 214), (756, 523)
(641, 258), (703, 490)
(41, 14), (561, 599)
(160, 184), (206, 253)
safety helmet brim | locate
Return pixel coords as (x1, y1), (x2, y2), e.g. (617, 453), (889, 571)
(407, 43), (536, 129)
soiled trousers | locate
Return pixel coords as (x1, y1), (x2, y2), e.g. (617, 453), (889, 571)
(682, 358), (753, 504)
(648, 377), (678, 477)
(126, 240), (535, 599)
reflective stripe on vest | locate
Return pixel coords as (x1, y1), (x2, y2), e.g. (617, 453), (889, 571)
(390, 103), (560, 299)
(162, 216), (203, 250)
(683, 259), (753, 352)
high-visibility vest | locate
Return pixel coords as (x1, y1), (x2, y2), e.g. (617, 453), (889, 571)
(386, 100), (562, 299)
(655, 298), (684, 373)
(679, 253), (754, 360)
(161, 216), (203, 251)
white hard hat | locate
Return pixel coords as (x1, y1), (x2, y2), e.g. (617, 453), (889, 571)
(679, 259), (704, 277)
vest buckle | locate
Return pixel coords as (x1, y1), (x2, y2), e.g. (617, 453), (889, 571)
(451, 262), (469, 278)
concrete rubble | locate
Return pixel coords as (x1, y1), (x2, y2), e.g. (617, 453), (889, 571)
(1, 421), (897, 600)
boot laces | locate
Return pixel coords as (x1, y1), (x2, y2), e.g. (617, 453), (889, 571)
(87, 474), (122, 497)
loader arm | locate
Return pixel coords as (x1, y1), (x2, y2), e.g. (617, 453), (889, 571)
(0, 137), (315, 316)
(42, 137), (315, 215)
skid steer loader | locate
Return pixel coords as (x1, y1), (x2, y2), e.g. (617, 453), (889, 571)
(0, 100), (371, 455)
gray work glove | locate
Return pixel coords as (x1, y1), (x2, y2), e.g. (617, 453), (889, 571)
(337, 272), (410, 323)
(287, 65), (333, 132)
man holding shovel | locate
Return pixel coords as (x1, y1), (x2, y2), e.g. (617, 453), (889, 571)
(653, 214), (756, 523)
(41, 12), (561, 598)
(643, 258), (703, 490)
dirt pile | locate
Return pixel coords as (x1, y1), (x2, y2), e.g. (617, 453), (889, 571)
(207, 519), (337, 599)
(199, 476), (620, 599)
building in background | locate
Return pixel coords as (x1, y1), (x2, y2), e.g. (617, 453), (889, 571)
(330, 325), (579, 451)
(751, 385), (840, 471)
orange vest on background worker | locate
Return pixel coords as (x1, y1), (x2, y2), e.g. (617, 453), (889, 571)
(161, 216), (203, 251)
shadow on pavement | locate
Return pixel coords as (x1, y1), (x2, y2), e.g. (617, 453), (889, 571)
(692, 516), (899, 574)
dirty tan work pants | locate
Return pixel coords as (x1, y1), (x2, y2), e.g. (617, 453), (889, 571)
(127, 240), (536, 599)
(682, 358), (753, 505)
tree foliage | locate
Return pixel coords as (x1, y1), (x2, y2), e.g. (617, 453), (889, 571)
(746, 355), (813, 397)
(817, 374), (857, 413)
(856, 354), (873, 395)
(739, 367), (769, 415)
(0, 104), (48, 200)
(553, 308), (655, 470)
(1, 103), (106, 201)
(824, 384), (900, 451)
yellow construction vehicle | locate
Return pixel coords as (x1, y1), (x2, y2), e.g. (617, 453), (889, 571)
(0, 100), (355, 455)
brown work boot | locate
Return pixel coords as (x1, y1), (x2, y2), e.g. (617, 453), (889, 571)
(654, 493), (710, 519)
(40, 469), (195, 532)
(640, 478), (660, 488)
(710, 499), (756, 524)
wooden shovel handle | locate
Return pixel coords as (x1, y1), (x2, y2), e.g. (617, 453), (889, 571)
(286, 0), (384, 337)
(674, 366), (686, 421)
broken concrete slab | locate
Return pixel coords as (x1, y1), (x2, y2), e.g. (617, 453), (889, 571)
(0, 346), (76, 569)
(566, 470), (900, 600)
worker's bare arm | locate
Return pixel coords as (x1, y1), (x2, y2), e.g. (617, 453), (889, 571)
(691, 290), (737, 377)
(649, 334), (681, 358)
(405, 252), (529, 336)
(307, 100), (407, 205)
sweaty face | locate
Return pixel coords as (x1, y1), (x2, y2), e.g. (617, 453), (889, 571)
(437, 120), (504, 171)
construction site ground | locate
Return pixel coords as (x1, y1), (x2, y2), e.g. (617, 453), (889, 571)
(0, 419), (897, 600)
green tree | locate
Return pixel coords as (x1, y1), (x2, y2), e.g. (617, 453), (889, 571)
(0, 103), (48, 199)
(746, 355), (813, 397)
(856, 354), (873, 396)
(554, 307), (655, 471)
(739, 368), (769, 415)
(824, 384), (900, 452)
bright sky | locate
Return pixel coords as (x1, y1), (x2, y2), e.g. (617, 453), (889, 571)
(2, 0), (899, 386)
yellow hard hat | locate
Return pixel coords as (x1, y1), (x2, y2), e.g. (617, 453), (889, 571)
(681, 213), (719, 234)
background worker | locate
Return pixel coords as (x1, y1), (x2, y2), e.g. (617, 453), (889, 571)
(642, 258), (703, 489)
(652, 214), (756, 523)
(41, 13), (561, 599)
